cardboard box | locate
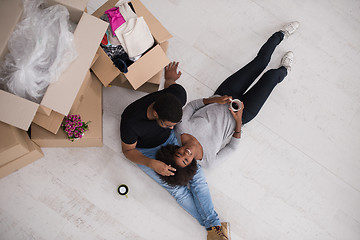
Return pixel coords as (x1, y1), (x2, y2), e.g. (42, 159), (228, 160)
(0, 0), (108, 132)
(0, 121), (32, 166)
(91, 0), (172, 92)
(31, 69), (94, 134)
(0, 140), (44, 179)
(31, 72), (103, 147)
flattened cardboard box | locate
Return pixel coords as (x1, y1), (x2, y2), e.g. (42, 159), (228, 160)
(0, 121), (32, 166)
(91, 0), (172, 91)
(0, 138), (44, 179)
(31, 72), (103, 147)
(0, 0), (108, 132)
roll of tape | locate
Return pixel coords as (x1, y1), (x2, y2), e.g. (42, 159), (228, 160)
(118, 184), (129, 198)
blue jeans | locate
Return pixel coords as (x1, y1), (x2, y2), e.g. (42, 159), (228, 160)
(136, 130), (221, 228)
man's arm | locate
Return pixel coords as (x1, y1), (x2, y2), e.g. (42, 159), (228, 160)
(121, 141), (176, 176)
(164, 61), (182, 88)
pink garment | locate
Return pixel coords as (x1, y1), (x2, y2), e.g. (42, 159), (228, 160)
(105, 7), (126, 36)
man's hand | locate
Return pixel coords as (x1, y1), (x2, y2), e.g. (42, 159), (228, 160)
(164, 61), (182, 88)
(122, 141), (176, 176)
(150, 159), (176, 176)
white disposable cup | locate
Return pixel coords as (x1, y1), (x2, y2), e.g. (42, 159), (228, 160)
(230, 99), (242, 112)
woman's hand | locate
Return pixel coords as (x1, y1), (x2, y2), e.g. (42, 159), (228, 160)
(229, 101), (244, 138)
(229, 101), (244, 124)
(150, 159), (176, 176)
(203, 95), (232, 105)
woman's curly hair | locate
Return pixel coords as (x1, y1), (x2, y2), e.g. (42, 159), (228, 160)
(156, 144), (198, 186)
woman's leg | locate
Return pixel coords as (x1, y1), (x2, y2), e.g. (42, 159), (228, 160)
(188, 164), (221, 229)
(241, 66), (288, 124)
(136, 130), (206, 226)
(137, 163), (206, 226)
(215, 31), (284, 99)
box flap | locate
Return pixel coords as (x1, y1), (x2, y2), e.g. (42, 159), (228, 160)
(91, 53), (100, 67)
(146, 70), (162, 85)
(0, 90), (39, 131)
(91, 47), (121, 87)
(40, 13), (108, 115)
(132, 0), (172, 43)
(70, 70), (93, 112)
(32, 110), (65, 134)
(52, 0), (88, 11)
(0, 0), (23, 61)
(125, 45), (169, 90)
(37, 105), (52, 116)
(147, 41), (169, 84)
(47, 0), (88, 22)
(92, 0), (117, 18)
(111, 78), (159, 93)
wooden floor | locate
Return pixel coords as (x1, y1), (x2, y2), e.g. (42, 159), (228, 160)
(1, 0), (360, 239)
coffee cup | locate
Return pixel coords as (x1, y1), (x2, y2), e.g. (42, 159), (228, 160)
(230, 99), (242, 112)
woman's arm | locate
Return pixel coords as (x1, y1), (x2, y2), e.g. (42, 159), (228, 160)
(203, 95), (232, 105)
(182, 95), (233, 122)
(181, 98), (205, 122)
(203, 137), (241, 168)
(203, 102), (244, 167)
(229, 101), (244, 139)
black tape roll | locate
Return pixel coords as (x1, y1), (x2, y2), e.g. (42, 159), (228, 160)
(118, 184), (129, 196)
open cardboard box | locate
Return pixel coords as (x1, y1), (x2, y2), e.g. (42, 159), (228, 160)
(0, 121), (43, 179)
(91, 0), (172, 92)
(0, 0), (108, 133)
(31, 71), (103, 147)
(29, 53), (101, 134)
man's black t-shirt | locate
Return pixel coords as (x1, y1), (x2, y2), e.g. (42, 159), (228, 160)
(120, 84), (187, 148)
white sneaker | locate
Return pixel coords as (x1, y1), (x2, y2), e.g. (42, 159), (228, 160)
(281, 51), (294, 71)
(280, 21), (300, 37)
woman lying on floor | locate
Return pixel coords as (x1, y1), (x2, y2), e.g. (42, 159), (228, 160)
(156, 21), (300, 186)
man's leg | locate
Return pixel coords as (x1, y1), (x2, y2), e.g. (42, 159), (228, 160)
(215, 31), (284, 99)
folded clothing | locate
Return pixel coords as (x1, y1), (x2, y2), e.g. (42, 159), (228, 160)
(104, 7), (126, 36)
(100, 14), (121, 46)
(114, 1), (154, 58)
(122, 17), (154, 58)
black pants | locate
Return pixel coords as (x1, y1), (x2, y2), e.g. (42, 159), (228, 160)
(215, 31), (287, 124)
